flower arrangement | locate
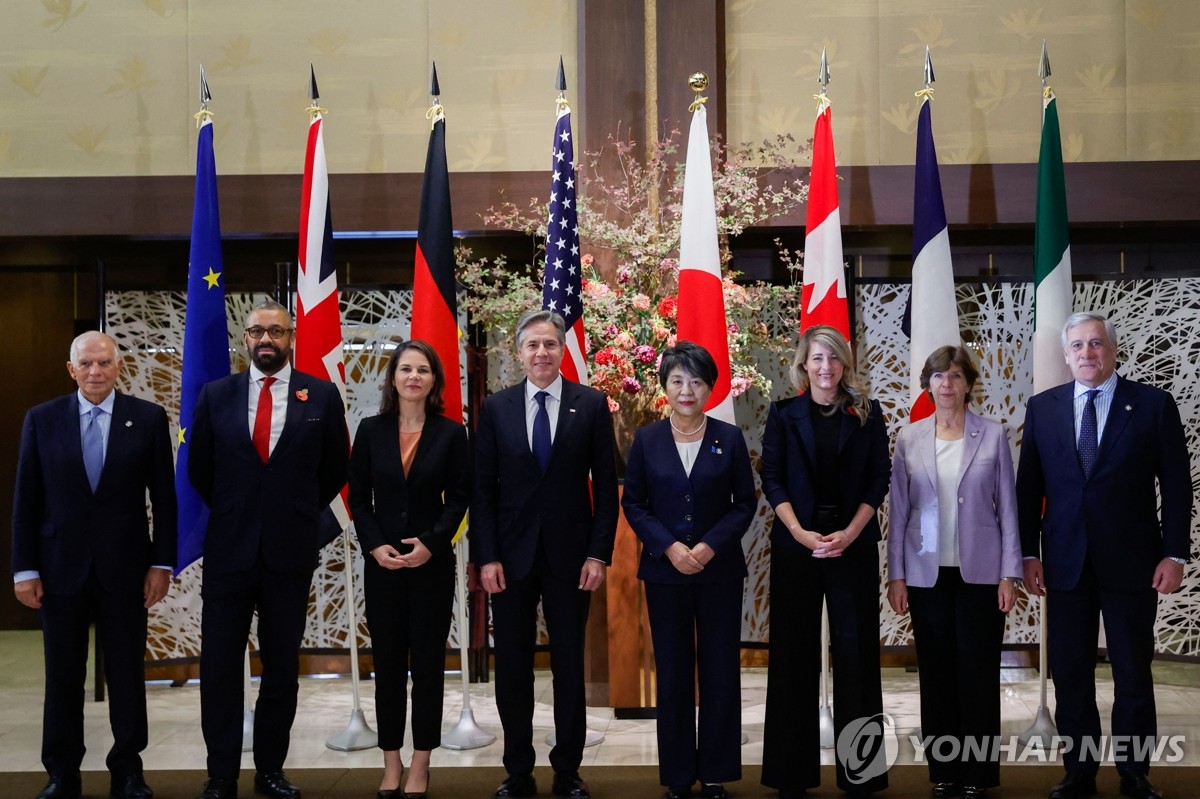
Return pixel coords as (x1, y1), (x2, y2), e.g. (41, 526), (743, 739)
(458, 127), (809, 450)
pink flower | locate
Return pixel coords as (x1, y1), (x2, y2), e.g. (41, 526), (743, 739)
(582, 253), (595, 267)
(631, 293), (651, 311)
(621, 376), (642, 394)
(634, 345), (657, 364)
(615, 331), (635, 349)
(730, 375), (752, 397)
(666, 334), (677, 348)
(727, 321), (740, 335)
(616, 268), (632, 285)
(607, 396), (621, 414)
(654, 325), (669, 340)
(602, 323), (619, 339)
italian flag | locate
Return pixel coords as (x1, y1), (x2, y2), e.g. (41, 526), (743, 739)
(1031, 89), (1073, 394)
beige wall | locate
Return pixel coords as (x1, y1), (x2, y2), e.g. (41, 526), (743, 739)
(727, 0), (1200, 165)
(0, 0), (577, 177)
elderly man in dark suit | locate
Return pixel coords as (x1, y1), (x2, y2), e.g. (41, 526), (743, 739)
(12, 331), (177, 799)
(472, 309), (619, 799)
(1017, 311), (1192, 799)
(188, 300), (348, 799)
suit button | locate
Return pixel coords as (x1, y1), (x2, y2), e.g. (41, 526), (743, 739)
(684, 495), (692, 502)
(401, 512), (407, 518)
(684, 514), (692, 521)
(958, 497), (964, 504)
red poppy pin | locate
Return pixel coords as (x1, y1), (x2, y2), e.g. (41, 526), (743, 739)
(295, 388), (309, 402)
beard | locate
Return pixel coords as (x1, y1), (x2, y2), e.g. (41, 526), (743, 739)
(251, 343), (290, 373)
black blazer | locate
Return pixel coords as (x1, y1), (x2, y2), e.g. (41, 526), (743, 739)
(12, 392), (177, 595)
(621, 417), (756, 585)
(471, 378), (619, 582)
(188, 369), (348, 575)
(760, 393), (891, 554)
(1016, 376), (1192, 591)
(348, 412), (469, 562)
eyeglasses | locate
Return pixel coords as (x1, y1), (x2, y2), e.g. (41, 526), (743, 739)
(245, 326), (292, 340)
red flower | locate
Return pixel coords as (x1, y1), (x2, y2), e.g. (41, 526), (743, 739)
(295, 388), (309, 402)
(656, 296), (678, 320)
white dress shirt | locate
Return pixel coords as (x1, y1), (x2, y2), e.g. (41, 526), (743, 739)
(1073, 371), (1118, 446)
(525, 374), (563, 451)
(248, 363), (291, 457)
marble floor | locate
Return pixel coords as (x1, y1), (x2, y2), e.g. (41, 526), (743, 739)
(1, 630), (1198, 775)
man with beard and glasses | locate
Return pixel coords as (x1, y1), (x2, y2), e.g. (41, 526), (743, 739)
(187, 300), (348, 799)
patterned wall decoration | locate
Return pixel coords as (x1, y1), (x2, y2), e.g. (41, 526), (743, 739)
(110, 276), (1200, 665)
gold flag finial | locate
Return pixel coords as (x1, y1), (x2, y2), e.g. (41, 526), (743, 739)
(688, 71), (708, 112)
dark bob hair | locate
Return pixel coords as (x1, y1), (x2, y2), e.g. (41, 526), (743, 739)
(919, 345), (980, 400)
(657, 341), (718, 390)
(379, 340), (447, 416)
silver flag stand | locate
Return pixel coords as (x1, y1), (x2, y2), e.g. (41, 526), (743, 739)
(1017, 596), (1058, 749)
(442, 540), (497, 749)
(242, 647), (254, 752)
(819, 602), (834, 749)
(327, 528), (379, 751)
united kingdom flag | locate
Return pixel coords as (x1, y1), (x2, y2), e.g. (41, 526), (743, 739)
(542, 97), (588, 384)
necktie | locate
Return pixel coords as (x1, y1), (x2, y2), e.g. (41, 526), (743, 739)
(82, 406), (104, 492)
(253, 376), (277, 463)
(1079, 389), (1099, 479)
(532, 390), (552, 472)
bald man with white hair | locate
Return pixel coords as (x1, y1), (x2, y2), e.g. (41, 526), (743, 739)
(12, 331), (177, 799)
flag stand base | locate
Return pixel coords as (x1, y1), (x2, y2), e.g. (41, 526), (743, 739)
(441, 708), (497, 751)
(325, 707), (378, 751)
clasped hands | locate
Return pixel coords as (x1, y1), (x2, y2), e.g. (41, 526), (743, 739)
(371, 537), (433, 570)
(791, 525), (852, 558)
(666, 541), (715, 575)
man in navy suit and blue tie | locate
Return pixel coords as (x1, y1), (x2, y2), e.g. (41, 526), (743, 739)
(12, 331), (177, 799)
(188, 300), (348, 799)
(1017, 312), (1192, 799)
(472, 309), (619, 799)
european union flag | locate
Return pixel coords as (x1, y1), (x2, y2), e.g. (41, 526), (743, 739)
(175, 116), (230, 574)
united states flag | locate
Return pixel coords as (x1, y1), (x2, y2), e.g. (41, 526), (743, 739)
(542, 105), (588, 384)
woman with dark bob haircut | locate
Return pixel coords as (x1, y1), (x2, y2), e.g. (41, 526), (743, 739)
(760, 325), (892, 798)
(621, 341), (756, 799)
(887, 345), (1021, 799)
(348, 340), (469, 799)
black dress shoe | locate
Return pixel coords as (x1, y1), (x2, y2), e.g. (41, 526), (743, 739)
(961, 787), (987, 799)
(664, 787), (691, 799)
(377, 791), (398, 799)
(198, 778), (238, 799)
(699, 785), (728, 799)
(111, 773), (154, 799)
(37, 773), (82, 799)
(495, 773), (537, 799)
(932, 784), (961, 798)
(1048, 772), (1097, 799)
(253, 771), (300, 799)
(1120, 773), (1163, 799)
(552, 771), (591, 799)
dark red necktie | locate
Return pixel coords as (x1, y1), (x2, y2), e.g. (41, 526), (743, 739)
(252, 376), (277, 463)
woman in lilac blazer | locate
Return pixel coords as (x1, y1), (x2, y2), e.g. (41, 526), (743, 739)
(887, 345), (1022, 799)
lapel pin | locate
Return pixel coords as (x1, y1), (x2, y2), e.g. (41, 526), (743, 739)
(970, 430), (979, 437)
(125, 420), (133, 427)
(1125, 404), (1132, 411)
(295, 388), (309, 402)
(569, 408), (577, 413)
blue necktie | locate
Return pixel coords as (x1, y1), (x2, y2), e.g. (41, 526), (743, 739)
(532, 390), (552, 472)
(83, 406), (105, 492)
(1079, 389), (1099, 479)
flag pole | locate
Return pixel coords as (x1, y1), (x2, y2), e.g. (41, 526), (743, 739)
(441, 516), (497, 749)
(298, 64), (376, 752)
(242, 646), (254, 752)
(1017, 40), (1060, 751)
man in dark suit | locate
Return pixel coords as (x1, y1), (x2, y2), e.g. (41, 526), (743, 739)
(12, 331), (177, 799)
(1017, 312), (1192, 799)
(188, 300), (348, 799)
(472, 309), (619, 799)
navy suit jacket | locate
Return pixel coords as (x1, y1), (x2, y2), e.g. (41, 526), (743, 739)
(12, 392), (177, 595)
(348, 412), (469, 562)
(470, 378), (619, 582)
(1016, 376), (1192, 591)
(188, 369), (348, 576)
(621, 417), (756, 585)
(760, 393), (891, 553)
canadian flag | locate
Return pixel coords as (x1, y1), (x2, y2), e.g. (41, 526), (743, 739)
(800, 100), (850, 339)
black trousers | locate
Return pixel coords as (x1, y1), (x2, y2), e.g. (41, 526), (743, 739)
(489, 556), (591, 776)
(908, 567), (1006, 788)
(762, 542), (887, 793)
(644, 579), (743, 788)
(40, 574), (148, 779)
(363, 555), (455, 751)
(200, 568), (312, 780)
(1048, 561), (1159, 778)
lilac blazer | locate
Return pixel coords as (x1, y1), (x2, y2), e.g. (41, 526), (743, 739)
(887, 410), (1022, 587)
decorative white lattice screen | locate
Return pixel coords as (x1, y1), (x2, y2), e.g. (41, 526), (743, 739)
(109, 278), (1200, 663)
